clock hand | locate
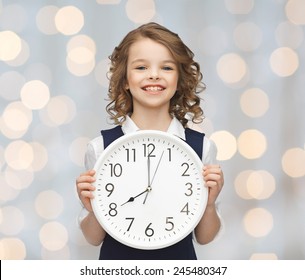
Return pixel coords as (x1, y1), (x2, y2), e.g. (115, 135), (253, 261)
(121, 187), (151, 206)
(143, 150), (165, 204)
(148, 153), (151, 188)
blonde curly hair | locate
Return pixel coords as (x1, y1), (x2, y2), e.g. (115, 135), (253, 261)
(106, 22), (205, 127)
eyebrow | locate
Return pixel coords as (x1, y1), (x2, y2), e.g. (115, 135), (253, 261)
(130, 59), (177, 65)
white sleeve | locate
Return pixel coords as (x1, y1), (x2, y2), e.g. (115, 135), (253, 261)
(84, 142), (98, 170)
(78, 136), (104, 226)
(193, 136), (224, 243)
(202, 137), (218, 165)
(84, 136), (105, 170)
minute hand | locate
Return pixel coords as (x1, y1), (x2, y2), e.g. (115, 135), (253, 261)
(143, 150), (164, 204)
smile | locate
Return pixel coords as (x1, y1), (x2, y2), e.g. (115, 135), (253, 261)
(142, 86), (165, 92)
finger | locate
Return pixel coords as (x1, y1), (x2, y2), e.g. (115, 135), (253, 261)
(79, 170), (96, 177)
(76, 175), (96, 185)
(77, 182), (96, 190)
(203, 165), (222, 174)
(80, 190), (95, 199)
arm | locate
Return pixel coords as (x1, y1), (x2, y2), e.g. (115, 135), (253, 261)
(195, 165), (224, 245)
(76, 169), (106, 246)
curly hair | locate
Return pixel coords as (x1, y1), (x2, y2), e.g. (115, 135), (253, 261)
(106, 22), (205, 127)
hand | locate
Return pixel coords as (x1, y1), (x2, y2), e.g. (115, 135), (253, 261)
(121, 186), (152, 206)
(143, 150), (164, 204)
(143, 153), (151, 204)
(76, 170), (96, 212)
(202, 165), (224, 206)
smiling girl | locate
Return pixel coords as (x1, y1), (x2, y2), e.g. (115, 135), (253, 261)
(76, 22), (224, 260)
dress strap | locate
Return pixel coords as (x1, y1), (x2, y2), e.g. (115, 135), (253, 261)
(101, 125), (124, 149)
(185, 127), (205, 159)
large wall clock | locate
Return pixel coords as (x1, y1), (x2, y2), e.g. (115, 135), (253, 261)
(91, 130), (207, 249)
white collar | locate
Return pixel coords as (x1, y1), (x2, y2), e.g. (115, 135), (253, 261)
(122, 116), (186, 140)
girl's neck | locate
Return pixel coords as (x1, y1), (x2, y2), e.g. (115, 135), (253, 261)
(130, 110), (172, 131)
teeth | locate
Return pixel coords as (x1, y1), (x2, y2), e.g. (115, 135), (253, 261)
(144, 86), (163, 91)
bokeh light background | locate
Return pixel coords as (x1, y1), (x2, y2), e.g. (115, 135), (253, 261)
(1, 0), (305, 260)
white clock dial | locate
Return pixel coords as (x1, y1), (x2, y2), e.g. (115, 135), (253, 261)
(91, 130), (207, 250)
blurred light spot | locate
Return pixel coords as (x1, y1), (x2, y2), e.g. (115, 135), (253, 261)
(39, 221), (68, 251)
(210, 130), (237, 161)
(29, 142), (48, 171)
(238, 129), (267, 159)
(285, 0), (305, 25)
(20, 80), (50, 110)
(95, 59), (111, 87)
(217, 53), (247, 84)
(270, 47), (299, 77)
(282, 148), (305, 178)
(55, 6), (84, 35)
(225, 0), (254, 14)
(0, 4), (28, 33)
(0, 71), (25, 101)
(198, 26), (228, 56)
(5, 39), (30, 67)
(240, 88), (269, 118)
(247, 170), (276, 200)
(125, 0), (156, 24)
(68, 47), (94, 64)
(244, 208), (273, 237)
(97, 0), (121, 4)
(2, 101), (32, 134)
(233, 22), (262, 51)
(0, 206), (25, 235)
(0, 238), (26, 260)
(39, 95), (76, 126)
(35, 190), (64, 219)
(66, 35), (96, 76)
(69, 137), (91, 166)
(36, 5), (59, 35)
(66, 57), (95, 76)
(67, 34), (96, 54)
(275, 21), (304, 49)
(0, 31), (22, 61)
(4, 140), (33, 170)
(234, 170), (254, 199)
(4, 167), (34, 190)
(250, 253), (278, 260)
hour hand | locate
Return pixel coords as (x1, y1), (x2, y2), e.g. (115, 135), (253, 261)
(121, 188), (150, 206)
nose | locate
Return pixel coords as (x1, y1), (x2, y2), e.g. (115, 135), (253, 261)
(148, 68), (160, 80)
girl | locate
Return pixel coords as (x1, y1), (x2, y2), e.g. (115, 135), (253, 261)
(76, 22), (224, 260)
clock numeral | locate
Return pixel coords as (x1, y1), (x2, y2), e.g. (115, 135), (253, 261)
(108, 203), (118, 217)
(125, 148), (136, 162)
(143, 143), (156, 157)
(165, 217), (174, 231)
(180, 203), (190, 215)
(185, 182), (193, 196)
(109, 163), (122, 177)
(125, 217), (135, 231)
(167, 148), (172, 162)
(105, 183), (114, 197)
(145, 223), (155, 237)
(181, 162), (190, 176)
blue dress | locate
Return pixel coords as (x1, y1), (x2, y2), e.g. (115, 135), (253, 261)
(98, 125), (205, 260)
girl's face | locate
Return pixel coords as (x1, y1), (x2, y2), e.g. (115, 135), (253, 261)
(126, 38), (179, 114)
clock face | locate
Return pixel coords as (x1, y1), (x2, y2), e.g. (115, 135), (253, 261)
(91, 130), (207, 250)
